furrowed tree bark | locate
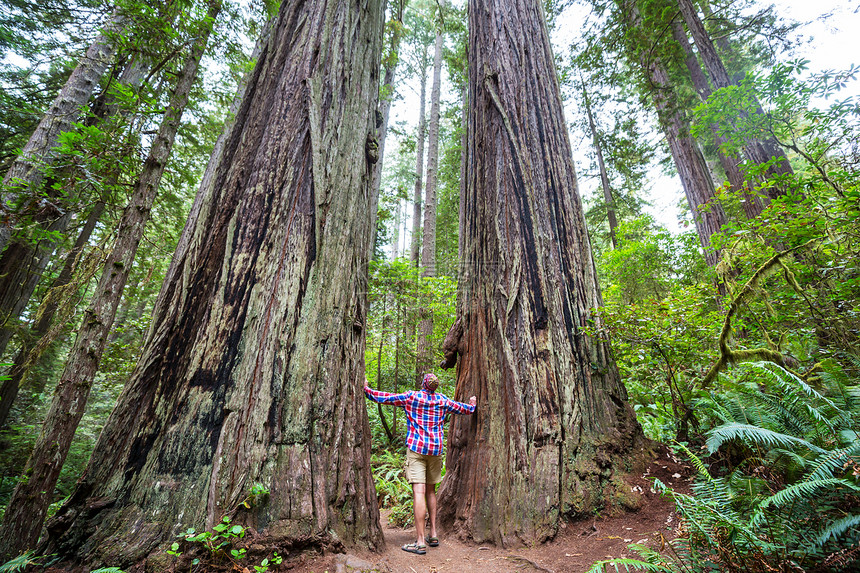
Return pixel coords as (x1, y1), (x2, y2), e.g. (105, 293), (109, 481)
(0, 2), (221, 561)
(39, 0), (384, 568)
(410, 46), (428, 265)
(675, 0), (794, 196)
(416, 10), (444, 376)
(670, 18), (764, 219)
(581, 81), (618, 249)
(0, 12), (126, 253)
(626, 2), (726, 266)
(438, 0), (646, 546)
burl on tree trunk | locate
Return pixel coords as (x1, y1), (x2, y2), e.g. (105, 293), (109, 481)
(437, 0), (648, 546)
(38, 0), (385, 568)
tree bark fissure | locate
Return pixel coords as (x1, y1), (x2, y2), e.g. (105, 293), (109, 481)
(438, 0), (645, 546)
(39, 0), (385, 567)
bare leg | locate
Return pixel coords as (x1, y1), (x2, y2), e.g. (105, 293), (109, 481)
(412, 483), (426, 546)
(425, 482), (438, 539)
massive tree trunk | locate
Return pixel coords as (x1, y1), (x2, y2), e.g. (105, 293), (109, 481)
(0, 2), (222, 561)
(438, 0), (646, 546)
(38, 0), (384, 568)
(410, 47), (428, 265)
(416, 13), (444, 376)
(675, 0), (794, 196)
(581, 82), (618, 249)
(669, 18), (764, 219)
(0, 13), (126, 253)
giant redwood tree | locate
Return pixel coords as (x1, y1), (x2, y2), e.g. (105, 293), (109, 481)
(438, 0), (646, 546)
(38, 0), (385, 567)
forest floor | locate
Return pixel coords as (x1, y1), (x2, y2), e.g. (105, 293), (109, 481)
(285, 447), (693, 573)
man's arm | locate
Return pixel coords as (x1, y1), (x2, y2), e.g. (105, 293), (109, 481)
(446, 395), (477, 414)
(364, 386), (410, 406)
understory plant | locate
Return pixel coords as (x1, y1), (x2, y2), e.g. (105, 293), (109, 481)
(370, 447), (413, 527)
(588, 359), (860, 572)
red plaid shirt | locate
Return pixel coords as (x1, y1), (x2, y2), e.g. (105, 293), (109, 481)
(364, 387), (475, 456)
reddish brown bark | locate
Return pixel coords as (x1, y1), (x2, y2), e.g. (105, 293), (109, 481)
(626, 2), (727, 265)
(38, 0), (385, 568)
(438, 0), (646, 546)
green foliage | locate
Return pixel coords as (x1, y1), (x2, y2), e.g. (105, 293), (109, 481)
(370, 447), (413, 528)
(0, 551), (39, 572)
(633, 361), (860, 572)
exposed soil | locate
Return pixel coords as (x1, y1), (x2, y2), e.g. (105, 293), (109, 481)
(284, 447), (693, 573)
(37, 448), (691, 573)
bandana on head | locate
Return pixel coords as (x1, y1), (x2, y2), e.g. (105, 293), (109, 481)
(422, 373), (438, 392)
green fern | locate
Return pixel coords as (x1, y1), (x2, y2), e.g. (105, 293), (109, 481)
(814, 513), (860, 547)
(750, 478), (860, 528)
(705, 422), (825, 455)
(584, 557), (677, 573)
(0, 552), (37, 573)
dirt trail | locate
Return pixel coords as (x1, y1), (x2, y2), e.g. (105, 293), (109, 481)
(288, 448), (691, 573)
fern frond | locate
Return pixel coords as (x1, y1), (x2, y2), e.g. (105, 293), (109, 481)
(814, 513), (860, 547)
(706, 422), (826, 455)
(751, 478), (860, 528)
(806, 440), (860, 482)
(0, 552), (37, 573)
(584, 557), (677, 573)
(673, 442), (712, 481)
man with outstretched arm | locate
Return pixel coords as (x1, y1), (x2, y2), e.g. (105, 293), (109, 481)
(364, 373), (476, 555)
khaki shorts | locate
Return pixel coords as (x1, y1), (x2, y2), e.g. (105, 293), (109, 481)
(405, 449), (443, 485)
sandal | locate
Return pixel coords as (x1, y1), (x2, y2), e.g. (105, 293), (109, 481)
(425, 536), (439, 547)
(402, 542), (426, 555)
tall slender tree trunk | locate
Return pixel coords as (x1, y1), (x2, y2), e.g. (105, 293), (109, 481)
(0, 2), (221, 560)
(581, 82), (618, 249)
(438, 0), (645, 546)
(375, 297), (394, 443)
(0, 56), (149, 363)
(39, 0), (384, 568)
(410, 48), (428, 265)
(626, 2), (726, 265)
(0, 201), (104, 429)
(371, 0), (406, 206)
(0, 13), (126, 252)
(670, 18), (764, 219)
(675, 0), (793, 196)
(0, 213), (69, 358)
(416, 13), (444, 376)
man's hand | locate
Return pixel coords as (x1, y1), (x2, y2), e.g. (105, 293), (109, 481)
(469, 396), (476, 407)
